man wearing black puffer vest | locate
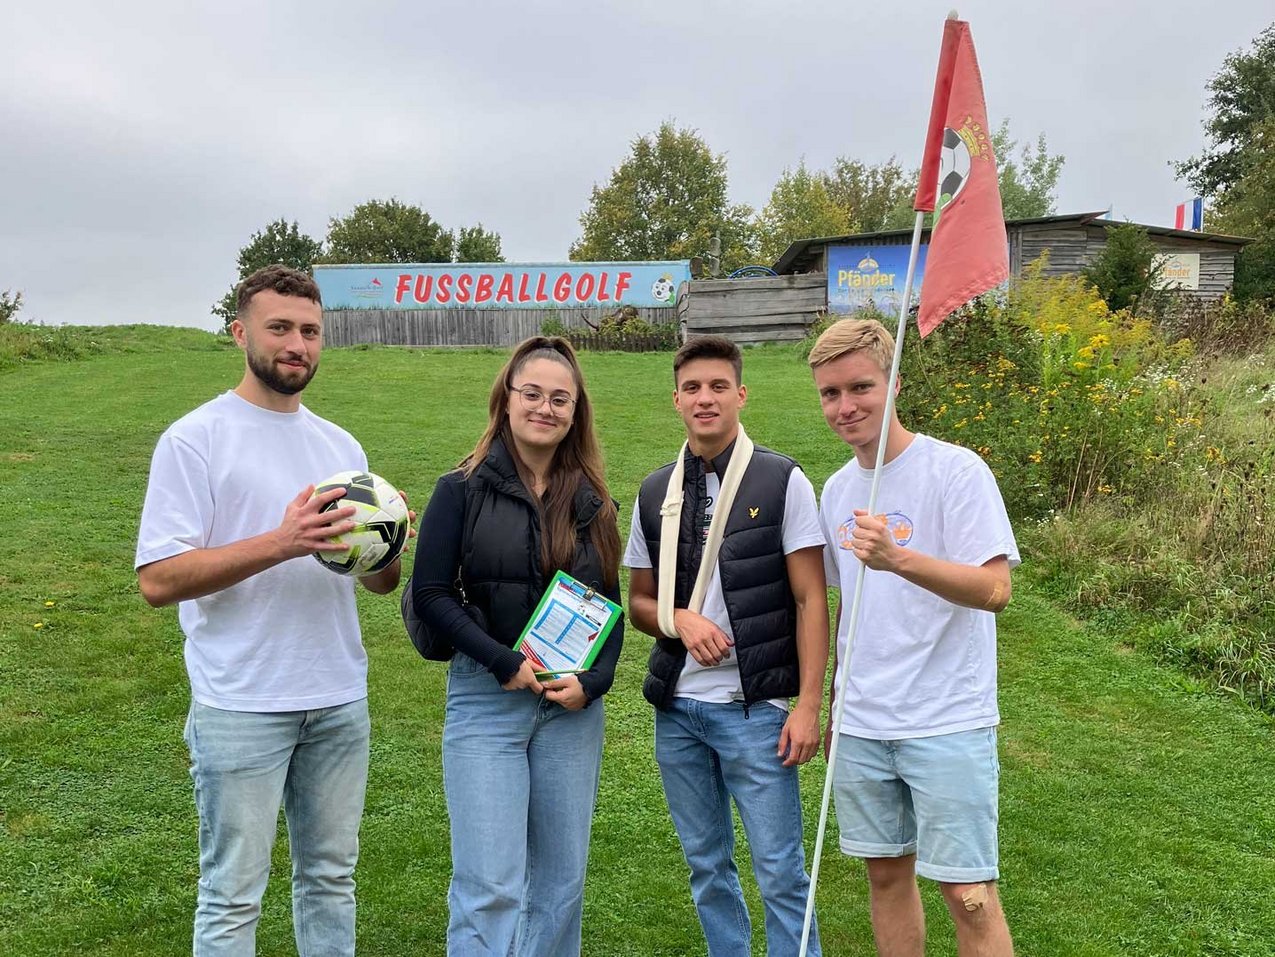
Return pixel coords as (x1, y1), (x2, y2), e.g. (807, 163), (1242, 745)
(625, 335), (829, 957)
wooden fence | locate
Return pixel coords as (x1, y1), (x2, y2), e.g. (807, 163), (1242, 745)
(322, 306), (675, 348)
(678, 274), (827, 345)
(564, 329), (678, 353)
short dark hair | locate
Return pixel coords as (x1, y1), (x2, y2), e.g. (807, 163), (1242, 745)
(673, 334), (742, 386)
(236, 265), (322, 318)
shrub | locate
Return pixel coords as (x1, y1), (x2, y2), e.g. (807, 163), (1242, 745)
(0, 322), (101, 369)
(566, 322), (679, 353)
(1082, 222), (1167, 316)
(798, 302), (890, 360)
(1161, 295), (1275, 355)
(539, 313), (569, 337)
(894, 264), (1198, 518)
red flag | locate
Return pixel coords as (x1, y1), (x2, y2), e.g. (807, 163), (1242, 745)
(914, 18), (1008, 337)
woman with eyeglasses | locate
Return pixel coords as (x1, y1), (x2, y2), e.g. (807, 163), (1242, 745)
(410, 336), (623, 957)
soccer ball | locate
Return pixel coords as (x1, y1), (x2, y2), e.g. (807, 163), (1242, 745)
(311, 471), (409, 576)
(938, 127), (972, 209)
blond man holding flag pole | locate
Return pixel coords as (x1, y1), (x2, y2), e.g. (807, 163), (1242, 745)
(799, 14), (1019, 957)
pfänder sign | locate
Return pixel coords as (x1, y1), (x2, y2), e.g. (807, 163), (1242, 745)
(314, 262), (690, 310)
(827, 245), (930, 315)
(1153, 253), (1200, 290)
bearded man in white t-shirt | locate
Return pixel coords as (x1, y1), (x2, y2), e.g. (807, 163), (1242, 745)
(135, 265), (406, 956)
(625, 335), (829, 957)
(809, 318), (1019, 957)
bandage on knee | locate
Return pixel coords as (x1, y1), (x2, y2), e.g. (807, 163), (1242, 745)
(961, 883), (989, 911)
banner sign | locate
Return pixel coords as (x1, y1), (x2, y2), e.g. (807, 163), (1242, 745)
(827, 245), (929, 315)
(313, 261), (690, 310)
(1153, 252), (1200, 290)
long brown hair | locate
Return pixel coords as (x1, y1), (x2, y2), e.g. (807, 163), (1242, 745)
(459, 336), (620, 587)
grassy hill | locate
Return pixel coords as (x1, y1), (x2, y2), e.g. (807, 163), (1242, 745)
(1, 334), (1272, 955)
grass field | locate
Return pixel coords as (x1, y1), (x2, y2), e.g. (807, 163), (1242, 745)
(2, 338), (1274, 955)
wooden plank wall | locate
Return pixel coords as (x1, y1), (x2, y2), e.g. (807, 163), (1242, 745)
(1083, 227), (1236, 300)
(1018, 223), (1239, 301)
(680, 275), (827, 345)
(322, 306), (674, 348)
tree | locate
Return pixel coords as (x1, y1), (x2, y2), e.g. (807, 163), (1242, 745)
(817, 121), (1062, 238)
(212, 219), (323, 326)
(824, 156), (916, 232)
(0, 288), (22, 324)
(1082, 222), (1164, 315)
(323, 199), (454, 265)
(570, 122), (757, 272)
(1175, 23), (1275, 197)
(756, 162), (850, 263)
(1176, 23), (1275, 302)
(992, 121), (1065, 219)
(1210, 117), (1275, 302)
(454, 224), (504, 263)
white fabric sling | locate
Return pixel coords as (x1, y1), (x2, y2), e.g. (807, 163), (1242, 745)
(656, 427), (755, 639)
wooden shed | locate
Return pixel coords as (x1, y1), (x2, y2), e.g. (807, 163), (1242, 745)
(774, 212), (1250, 302)
(677, 213), (1251, 344)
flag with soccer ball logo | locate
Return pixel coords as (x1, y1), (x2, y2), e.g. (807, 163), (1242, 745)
(913, 17), (1009, 337)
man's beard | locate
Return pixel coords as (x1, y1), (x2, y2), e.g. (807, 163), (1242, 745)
(246, 347), (317, 396)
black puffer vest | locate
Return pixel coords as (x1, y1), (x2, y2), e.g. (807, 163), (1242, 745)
(461, 438), (608, 645)
(637, 439), (799, 709)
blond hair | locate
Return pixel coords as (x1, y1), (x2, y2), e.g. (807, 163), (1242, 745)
(807, 318), (894, 372)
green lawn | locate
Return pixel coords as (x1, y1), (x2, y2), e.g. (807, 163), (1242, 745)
(2, 341), (1273, 955)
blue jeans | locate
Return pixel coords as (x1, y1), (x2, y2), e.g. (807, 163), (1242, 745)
(442, 653), (605, 957)
(183, 698), (370, 957)
(655, 698), (821, 957)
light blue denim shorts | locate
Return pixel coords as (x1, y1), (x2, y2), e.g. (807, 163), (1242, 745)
(833, 726), (1000, 883)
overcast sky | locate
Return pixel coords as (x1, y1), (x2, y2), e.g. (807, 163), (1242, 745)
(3, 0), (1271, 330)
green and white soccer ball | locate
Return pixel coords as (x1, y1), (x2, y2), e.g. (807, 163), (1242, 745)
(312, 471), (409, 576)
(938, 127), (972, 209)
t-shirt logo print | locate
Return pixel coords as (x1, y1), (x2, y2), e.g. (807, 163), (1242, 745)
(838, 512), (915, 549)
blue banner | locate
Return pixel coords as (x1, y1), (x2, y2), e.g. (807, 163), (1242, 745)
(827, 245), (928, 315)
(313, 261), (690, 310)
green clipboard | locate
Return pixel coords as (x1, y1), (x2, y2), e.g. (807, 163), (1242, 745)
(513, 570), (622, 679)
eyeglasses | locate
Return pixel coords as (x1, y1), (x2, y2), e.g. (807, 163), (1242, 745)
(510, 385), (576, 416)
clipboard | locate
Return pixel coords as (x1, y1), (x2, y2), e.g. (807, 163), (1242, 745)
(513, 571), (622, 679)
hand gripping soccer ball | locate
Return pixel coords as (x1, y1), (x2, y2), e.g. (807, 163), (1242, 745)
(312, 471), (409, 576)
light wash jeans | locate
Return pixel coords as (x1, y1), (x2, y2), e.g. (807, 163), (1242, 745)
(655, 698), (821, 957)
(183, 698), (370, 957)
(442, 652), (605, 957)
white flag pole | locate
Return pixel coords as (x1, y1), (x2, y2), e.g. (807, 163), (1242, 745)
(798, 208), (927, 957)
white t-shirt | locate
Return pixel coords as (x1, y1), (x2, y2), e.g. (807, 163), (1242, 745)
(820, 433), (1019, 740)
(624, 467), (825, 708)
(135, 391), (370, 712)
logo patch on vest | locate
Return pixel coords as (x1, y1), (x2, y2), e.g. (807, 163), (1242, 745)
(748, 507), (759, 519)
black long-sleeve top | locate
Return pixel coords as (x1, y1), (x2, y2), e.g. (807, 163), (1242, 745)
(410, 466), (623, 702)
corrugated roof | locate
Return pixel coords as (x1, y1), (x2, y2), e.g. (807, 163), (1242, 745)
(772, 211), (1252, 274)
